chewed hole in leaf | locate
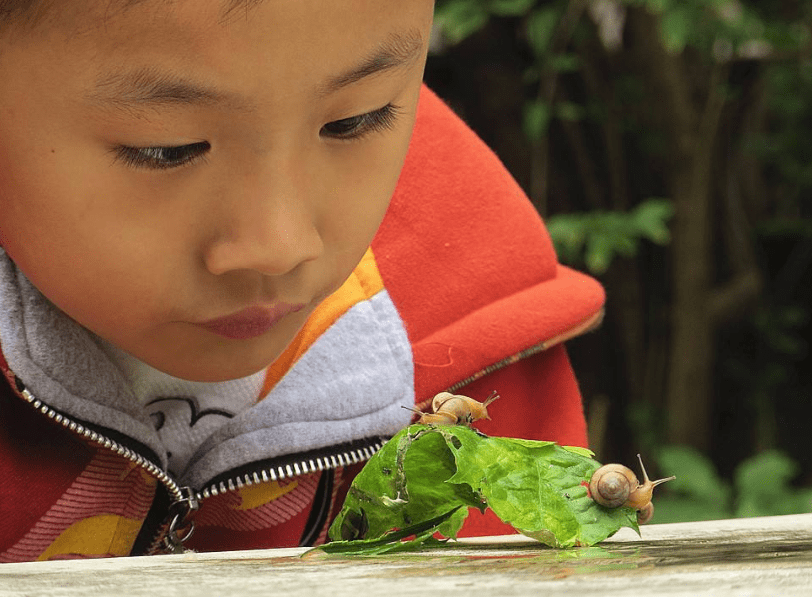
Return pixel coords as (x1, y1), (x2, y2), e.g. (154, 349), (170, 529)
(339, 508), (369, 541)
(328, 425), (638, 549)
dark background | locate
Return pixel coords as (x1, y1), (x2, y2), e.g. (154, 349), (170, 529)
(423, 0), (812, 520)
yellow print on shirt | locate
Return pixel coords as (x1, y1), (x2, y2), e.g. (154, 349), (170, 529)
(232, 480), (299, 511)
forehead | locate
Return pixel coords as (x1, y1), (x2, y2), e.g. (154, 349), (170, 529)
(11, 0), (423, 43)
(5, 0), (262, 30)
(3, 0), (432, 110)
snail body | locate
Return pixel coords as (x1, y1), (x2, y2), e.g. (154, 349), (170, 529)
(589, 454), (675, 523)
(407, 391), (500, 426)
(636, 502), (655, 525)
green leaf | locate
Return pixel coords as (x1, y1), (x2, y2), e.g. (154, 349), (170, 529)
(314, 508), (463, 556)
(562, 445), (595, 458)
(547, 200), (674, 273)
(447, 434), (636, 547)
(585, 231), (614, 274)
(632, 198), (674, 245)
(328, 425), (638, 551)
(732, 451), (812, 518)
(331, 426), (483, 543)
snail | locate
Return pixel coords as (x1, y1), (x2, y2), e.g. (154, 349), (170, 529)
(588, 454), (675, 524)
(405, 391), (500, 425)
(636, 502), (655, 525)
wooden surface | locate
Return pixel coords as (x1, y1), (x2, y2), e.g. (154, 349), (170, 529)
(1, 514), (811, 596)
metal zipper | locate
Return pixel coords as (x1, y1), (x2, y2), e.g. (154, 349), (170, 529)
(17, 385), (186, 504)
(14, 378), (383, 554)
(16, 382), (193, 553)
(197, 442), (382, 499)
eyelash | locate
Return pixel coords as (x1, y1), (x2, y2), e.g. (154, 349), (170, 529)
(113, 141), (210, 171)
(113, 103), (402, 171)
(320, 103), (402, 140)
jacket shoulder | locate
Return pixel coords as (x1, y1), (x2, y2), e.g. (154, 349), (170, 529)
(372, 86), (604, 398)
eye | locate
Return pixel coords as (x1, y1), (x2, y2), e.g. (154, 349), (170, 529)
(113, 141), (210, 170)
(321, 104), (401, 140)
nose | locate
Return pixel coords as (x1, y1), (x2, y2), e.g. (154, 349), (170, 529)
(203, 158), (324, 277)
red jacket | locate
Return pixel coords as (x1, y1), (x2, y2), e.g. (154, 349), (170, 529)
(0, 87), (604, 561)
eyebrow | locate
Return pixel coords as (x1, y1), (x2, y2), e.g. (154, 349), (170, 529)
(90, 68), (236, 109)
(88, 30), (424, 110)
(317, 29), (424, 96)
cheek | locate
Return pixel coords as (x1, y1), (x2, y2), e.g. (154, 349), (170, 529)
(319, 158), (396, 261)
(322, 122), (417, 250)
(0, 151), (70, 275)
(0, 151), (171, 334)
(0, 112), (105, 254)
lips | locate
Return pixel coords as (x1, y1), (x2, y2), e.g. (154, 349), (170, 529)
(198, 303), (304, 340)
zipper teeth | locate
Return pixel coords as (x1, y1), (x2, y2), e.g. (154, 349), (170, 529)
(21, 385), (384, 502)
(19, 387), (185, 503)
(198, 442), (383, 499)
(20, 384), (383, 495)
(19, 381), (384, 553)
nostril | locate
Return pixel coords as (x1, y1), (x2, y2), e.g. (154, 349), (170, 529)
(202, 227), (323, 277)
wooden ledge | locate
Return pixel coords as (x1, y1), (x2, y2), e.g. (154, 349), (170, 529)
(1, 514), (810, 597)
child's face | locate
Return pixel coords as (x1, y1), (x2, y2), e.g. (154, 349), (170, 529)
(0, 0), (433, 381)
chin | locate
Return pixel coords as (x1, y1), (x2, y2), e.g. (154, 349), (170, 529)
(132, 323), (299, 382)
(170, 360), (271, 382)
(142, 349), (272, 382)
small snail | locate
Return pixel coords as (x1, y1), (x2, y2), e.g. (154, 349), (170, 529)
(406, 391), (500, 426)
(589, 454), (675, 524)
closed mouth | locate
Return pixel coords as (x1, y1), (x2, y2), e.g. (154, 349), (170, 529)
(197, 303), (305, 340)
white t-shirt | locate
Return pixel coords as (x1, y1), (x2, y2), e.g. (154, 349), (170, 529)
(98, 341), (265, 477)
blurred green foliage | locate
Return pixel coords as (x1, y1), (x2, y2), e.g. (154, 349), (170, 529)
(436, 0), (810, 55)
(752, 59), (812, 205)
(431, 0), (812, 523)
(546, 199), (673, 274)
(654, 446), (812, 522)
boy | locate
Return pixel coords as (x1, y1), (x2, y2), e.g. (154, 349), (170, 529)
(0, 0), (604, 561)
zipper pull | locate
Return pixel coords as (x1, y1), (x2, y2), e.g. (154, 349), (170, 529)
(163, 486), (200, 554)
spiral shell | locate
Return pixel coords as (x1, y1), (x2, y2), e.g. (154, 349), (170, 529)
(588, 455), (676, 524)
(588, 464), (637, 508)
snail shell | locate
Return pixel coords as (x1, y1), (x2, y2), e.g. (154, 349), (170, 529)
(589, 464), (637, 508)
(589, 454), (676, 516)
